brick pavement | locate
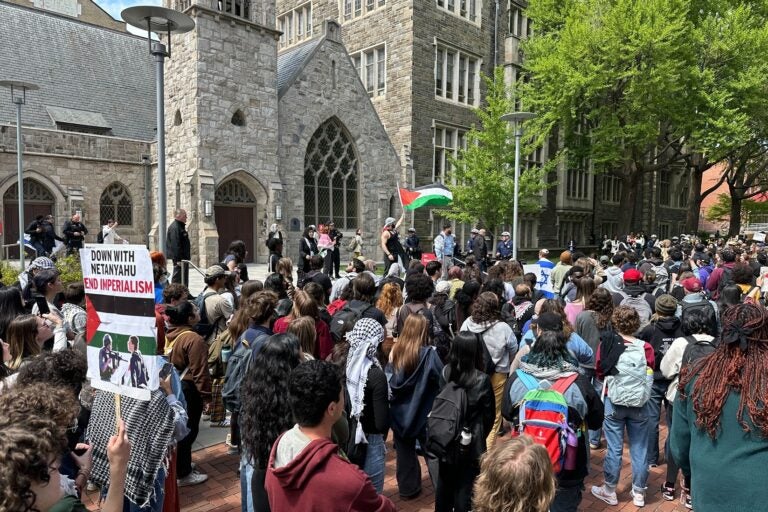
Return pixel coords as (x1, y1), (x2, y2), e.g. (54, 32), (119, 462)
(82, 420), (692, 512)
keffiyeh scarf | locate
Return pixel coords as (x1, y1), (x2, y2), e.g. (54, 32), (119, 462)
(87, 390), (176, 508)
(345, 318), (385, 444)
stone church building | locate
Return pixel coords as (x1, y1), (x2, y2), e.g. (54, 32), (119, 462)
(0, 0), (400, 266)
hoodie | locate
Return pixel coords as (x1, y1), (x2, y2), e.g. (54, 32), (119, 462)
(601, 266), (624, 294)
(265, 425), (395, 512)
(389, 346), (443, 439)
(637, 316), (683, 379)
(460, 318), (517, 373)
(165, 326), (211, 399)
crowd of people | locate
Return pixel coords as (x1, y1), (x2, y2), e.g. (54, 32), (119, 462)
(5, 221), (768, 512)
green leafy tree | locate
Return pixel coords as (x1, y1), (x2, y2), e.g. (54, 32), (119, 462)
(445, 67), (550, 235)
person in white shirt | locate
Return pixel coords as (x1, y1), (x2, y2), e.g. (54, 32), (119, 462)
(101, 219), (126, 244)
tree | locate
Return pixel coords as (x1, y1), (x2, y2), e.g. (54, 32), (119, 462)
(445, 66), (550, 235)
(520, 0), (768, 234)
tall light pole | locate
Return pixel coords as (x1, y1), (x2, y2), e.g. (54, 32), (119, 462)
(501, 111), (536, 260)
(122, 6), (194, 253)
(0, 80), (39, 268)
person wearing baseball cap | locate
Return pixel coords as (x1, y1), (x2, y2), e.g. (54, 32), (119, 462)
(611, 268), (656, 316)
(677, 277), (719, 333)
(380, 212), (408, 275)
(199, 265), (234, 344)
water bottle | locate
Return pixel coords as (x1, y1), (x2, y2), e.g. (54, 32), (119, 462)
(563, 430), (578, 471)
(459, 427), (472, 456)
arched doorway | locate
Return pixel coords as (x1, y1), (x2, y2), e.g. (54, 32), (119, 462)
(215, 178), (256, 262)
(3, 178), (55, 259)
(304, 117), (359, 230)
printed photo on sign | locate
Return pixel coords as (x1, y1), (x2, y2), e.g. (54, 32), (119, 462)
(81, 244), (157, 401)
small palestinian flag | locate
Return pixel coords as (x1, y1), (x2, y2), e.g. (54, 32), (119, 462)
(398, 183), (453, 210)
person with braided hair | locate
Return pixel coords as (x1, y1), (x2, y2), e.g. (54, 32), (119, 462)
(670, 302), (768, 512)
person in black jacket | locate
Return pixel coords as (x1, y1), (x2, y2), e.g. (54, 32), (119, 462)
(636, 294), (683, 468)
(503, 330), (604, 512)
(472, 229), (488, 272)
(434, 331), (495, 512)
(328, 221), (343, 279)
(24, 215), (47, 256)
(62, 213), (87, 255)
(298, 226), (318, 278)
(166, 209), (191, 284)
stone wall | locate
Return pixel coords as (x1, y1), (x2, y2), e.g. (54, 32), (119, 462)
(277, 34), (401, 264)
(0, 124), (151, 247)
(164, 3), (280, 266)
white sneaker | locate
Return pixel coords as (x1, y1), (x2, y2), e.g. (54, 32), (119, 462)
(177, 470), (208, 487)
(591, 485), (618, 506)
(631, 488), (646, 507)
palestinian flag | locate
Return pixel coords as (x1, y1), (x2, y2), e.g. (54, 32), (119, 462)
(398, 183), (453, 210)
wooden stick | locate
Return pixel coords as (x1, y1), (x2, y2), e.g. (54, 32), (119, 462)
(114, 393), (121, 433)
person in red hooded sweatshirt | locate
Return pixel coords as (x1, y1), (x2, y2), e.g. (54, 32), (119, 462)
(265, 360), (395, 512)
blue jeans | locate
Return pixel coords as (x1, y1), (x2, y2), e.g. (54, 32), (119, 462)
(363, 433), (386, 494)
(645, 379), (670, 465)
(110, 467), (166, 512)
(602, 397), (650, 492)
(240, 456), (254, 512)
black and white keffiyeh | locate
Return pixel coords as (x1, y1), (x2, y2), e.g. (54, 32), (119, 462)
(345, 317), (385, 444)
(86, 389), (176, 508)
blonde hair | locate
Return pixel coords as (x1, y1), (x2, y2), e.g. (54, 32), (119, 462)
(290, 291), (318, 320)
(287, 316), (317, 358)
(277, 257), (294, 282)
(7, 315), (40, 371)
(390, 314), (428, 376)
(473, 436), (556, 512)
(375, 282), (403, 316)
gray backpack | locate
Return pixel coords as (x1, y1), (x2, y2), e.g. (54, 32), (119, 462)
(618, 291), (653, 330)
(606, 339), (651, 408)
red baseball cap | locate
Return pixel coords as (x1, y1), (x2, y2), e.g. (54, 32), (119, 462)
(681, 277), (702, 293)
(623, 269), (643, 283)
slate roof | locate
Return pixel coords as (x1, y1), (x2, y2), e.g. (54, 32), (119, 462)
(0, 2), (156, 140)
(277, 38), (322, 98)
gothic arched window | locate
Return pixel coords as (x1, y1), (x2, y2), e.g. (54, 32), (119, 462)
(304, 118), (358, 230)
(99, 182), (132, 226)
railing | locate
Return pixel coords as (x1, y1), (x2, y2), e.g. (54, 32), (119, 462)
(180, 259), (206, 288)
(2, 243), (37, 266)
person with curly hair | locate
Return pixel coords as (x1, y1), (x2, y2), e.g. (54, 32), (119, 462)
(670, 303), (768, 512)
(472, 435), (555, 512)
(461, 291), (517, 447)
(375, 282), (403, 339)
(266, 360), (395, 511)
(240, 334), (302, 512)
(592, 306), (655, 507)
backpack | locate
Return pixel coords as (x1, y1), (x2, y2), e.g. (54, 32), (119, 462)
(680, 299), (717, 334)
(650, 264), (669, 294)
(475, 326), (496, 375)
(606, 339), (651, 408)
(207, 328), (232, 379)
(432, 299), (456, 337)
(426, 381), (468, 464)
(394, 302), (435, 339)
(96, 229), (105, 244)
(515, 370), (580, 473)
(330, 301), (373, 342)
(193, 291), (218, 338)
(716, 266), (735, 296)
(221, 331), (270, 412)
(618, 291), (652, 330)
(681, 337), (716, 366)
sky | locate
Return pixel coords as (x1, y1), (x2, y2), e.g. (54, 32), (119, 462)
(96, 0), (163, 36)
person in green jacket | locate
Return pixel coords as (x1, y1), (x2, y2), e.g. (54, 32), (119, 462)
(670, 302), (768, 512)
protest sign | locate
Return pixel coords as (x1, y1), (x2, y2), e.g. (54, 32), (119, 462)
(524, 263), (555, 298)
(753, 232), (766, 242)
(81, 244), (157, 400)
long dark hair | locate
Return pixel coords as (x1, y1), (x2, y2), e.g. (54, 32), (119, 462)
(226, 240), (247, 264)
(526, 330), (578, 369)
(240, 334), (302, 468)
(447, 332), (483, 385)
(0, 287), (25, 339)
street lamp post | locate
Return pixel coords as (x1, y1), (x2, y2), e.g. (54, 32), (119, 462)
(501, 111), (536, 261)
(122, 6), (194, 253)
(0, 80), (39, 268)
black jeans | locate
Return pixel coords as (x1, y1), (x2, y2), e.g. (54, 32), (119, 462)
(435, 461), (479, 512)
(393, 432), (438, 498)
(177, 380), (203, 478)
(171, 260), (189, 285)
(331, 247), (340, 277)
(550, 481), (583, 512)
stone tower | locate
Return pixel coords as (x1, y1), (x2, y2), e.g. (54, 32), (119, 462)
(162, 0), (280, 266)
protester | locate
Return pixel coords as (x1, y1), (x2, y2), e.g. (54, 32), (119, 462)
(472, 435), (556, 512)
(0, 286), (26, 339)
(434, 224), (456, 279)
(240, 335), (302, 512)
(375, 282), (403, 340)
(100, 218), (126, 244)
(433, 331), (494, 512)
(6, 314), (60, 372)
(460, 291), (516, 447)
(389, 314), (443, 499)
(223, 239), (248, 277)
(273, 290), (332, 359)
(381, 214), (408, 275)
(265, 360), (396, 511)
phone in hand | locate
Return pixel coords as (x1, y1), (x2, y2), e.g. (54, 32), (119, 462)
(159, 362), (174, 380)
(34, 296), (50, 315)
(72, 445), (89, 456)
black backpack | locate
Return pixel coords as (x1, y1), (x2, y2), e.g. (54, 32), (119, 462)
(330, 302), (373, 342)
(681, 336), (716, 367)
(475, 326), (496, 375)
(717, 266), (735, 296)
(96, 229), (105, 243)
(193, 291), (218, 338)
(426, 381), (468, 464)
(221, 331), (270, 412)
